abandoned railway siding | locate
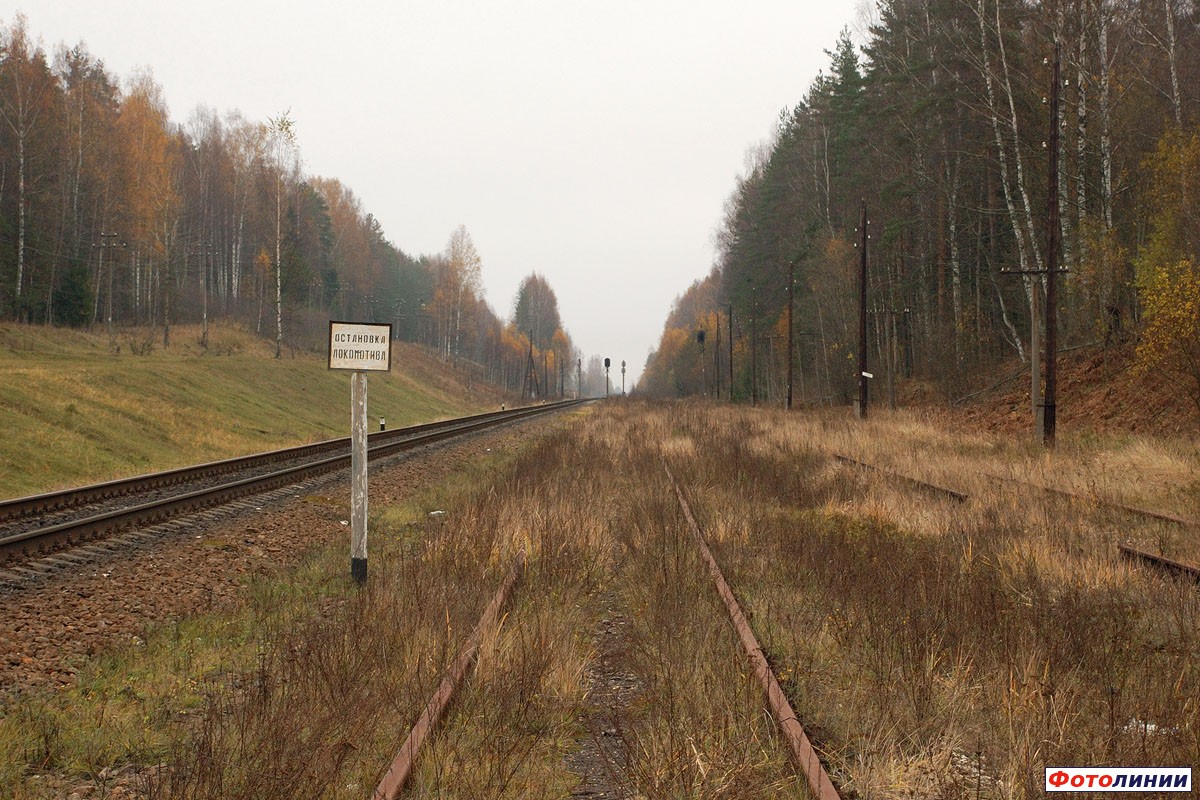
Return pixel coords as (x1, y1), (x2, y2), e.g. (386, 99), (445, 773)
(2, 401), (1199, 799)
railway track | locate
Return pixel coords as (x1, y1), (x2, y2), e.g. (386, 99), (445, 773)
(666, 465), (842, 800)
(368, 448), (1192, 797)
(835, 452), (1200, 582)
(1118, 542), (1200, 581)
(366, 469), (845, 800)
(0, 400), (586, 565)
(832, 454), (967, 502)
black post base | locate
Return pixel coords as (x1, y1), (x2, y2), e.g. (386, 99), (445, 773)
(351, 557), (367, 585)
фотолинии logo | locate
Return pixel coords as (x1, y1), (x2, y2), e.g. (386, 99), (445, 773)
(1046, 767), (1191, 792)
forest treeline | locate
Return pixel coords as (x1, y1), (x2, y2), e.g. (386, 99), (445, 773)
(0, 14), (583, 397)
(642, 0), (1200, 410)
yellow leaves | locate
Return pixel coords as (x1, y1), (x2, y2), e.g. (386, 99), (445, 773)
(550, 328), (571, 356)
(1134, 258), (1200, 407)
(445, 225), (483, 297)
(254, 248), (271, 277)
(117, 71), (180, 254)
(643, 323), (709, 396)
(1133, 128), (1200, 409)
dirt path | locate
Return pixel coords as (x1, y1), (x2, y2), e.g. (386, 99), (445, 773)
(564, 586), (642, 799)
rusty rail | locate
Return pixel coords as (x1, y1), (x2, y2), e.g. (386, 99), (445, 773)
(0, 400), (587, 524)
(835, 454), (1200, 529)
(1118, 543), (1200, 582)
(833, 454), (967, 502)
(832, 454), (1200, 582)
(665, 466), (841, 800)
(372, 552), (526, 800)
(979, 471), (1200, 528)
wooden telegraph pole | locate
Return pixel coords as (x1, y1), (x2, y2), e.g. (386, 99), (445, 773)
(1043, 40), (1062, 446)
(93, 232), (127, 343)
(713, 312), (721, 400)
(727, 304), (734, 403)
(749, 283), (758, 406)
(1002, 42), (1066, 447)
(787, 255), (797, 410)
(856, 201), (869, 419)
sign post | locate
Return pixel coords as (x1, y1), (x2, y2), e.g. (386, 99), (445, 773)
(328, 321), (392, 584)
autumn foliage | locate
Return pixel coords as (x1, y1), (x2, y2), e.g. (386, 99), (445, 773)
(0, 14), (579, 395)
(643, 5), (1200, 410)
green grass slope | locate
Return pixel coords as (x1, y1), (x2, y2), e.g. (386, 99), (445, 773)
(0, 323), (498, 498)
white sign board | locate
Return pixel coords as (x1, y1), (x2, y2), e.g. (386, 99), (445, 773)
(328, 321), (393, 372)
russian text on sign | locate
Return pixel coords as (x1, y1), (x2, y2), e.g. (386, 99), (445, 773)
(328, 321), (392, 372)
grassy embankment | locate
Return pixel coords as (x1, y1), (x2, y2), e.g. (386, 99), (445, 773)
(0, 323), (498, 498)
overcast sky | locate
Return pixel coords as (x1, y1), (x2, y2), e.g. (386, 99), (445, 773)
(8, 1), (861, 384)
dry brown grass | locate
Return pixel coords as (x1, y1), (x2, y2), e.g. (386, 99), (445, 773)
(7, 400), (1197, 799)
(657, 401), (1200, 800)
(405, 406), (806, 798)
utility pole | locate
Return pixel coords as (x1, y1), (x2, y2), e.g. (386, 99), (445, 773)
(621, 360), (627, 396)
(577, 358), (582, 399)
(856, 201), (869, 419)
(1043, 40), (1062, 447)
(749, 282), (758, 406)
(728, 303), (734, 403)
(201, 245), (210, 349)
(787, 257), (796, 410)
(190, 244), (214, 348)
(93, 233), (127, 344)
(1002, 43), (1066, 447)
(713, 310), (722, 400)
(697, 330), (706, 397)
(523, 342), (541, 400)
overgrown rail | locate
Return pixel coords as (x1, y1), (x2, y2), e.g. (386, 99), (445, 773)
(372, 553), (527, 800)
(835, 452), (1200, 583)
(1118, 542), (1200, 582)
(666, 464), (843, 800)
(0, 400), (586, 564)
(832, 454), (967, 502)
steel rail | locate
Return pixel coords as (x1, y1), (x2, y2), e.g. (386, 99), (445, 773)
(372, 552), (526, 800)
(833, 453), (1200, 583)
(665, 464), (842, 800)
(1118, 543), (1200, 582)
(0, 403), (576, 524)
(833, 454), (968, 502)
(978, 471), (1200, 528)
(0, 401), (586, 563)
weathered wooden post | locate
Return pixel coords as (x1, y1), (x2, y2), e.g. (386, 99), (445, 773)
(328, 320), (392, 585)
(350, 370), (368, 583)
